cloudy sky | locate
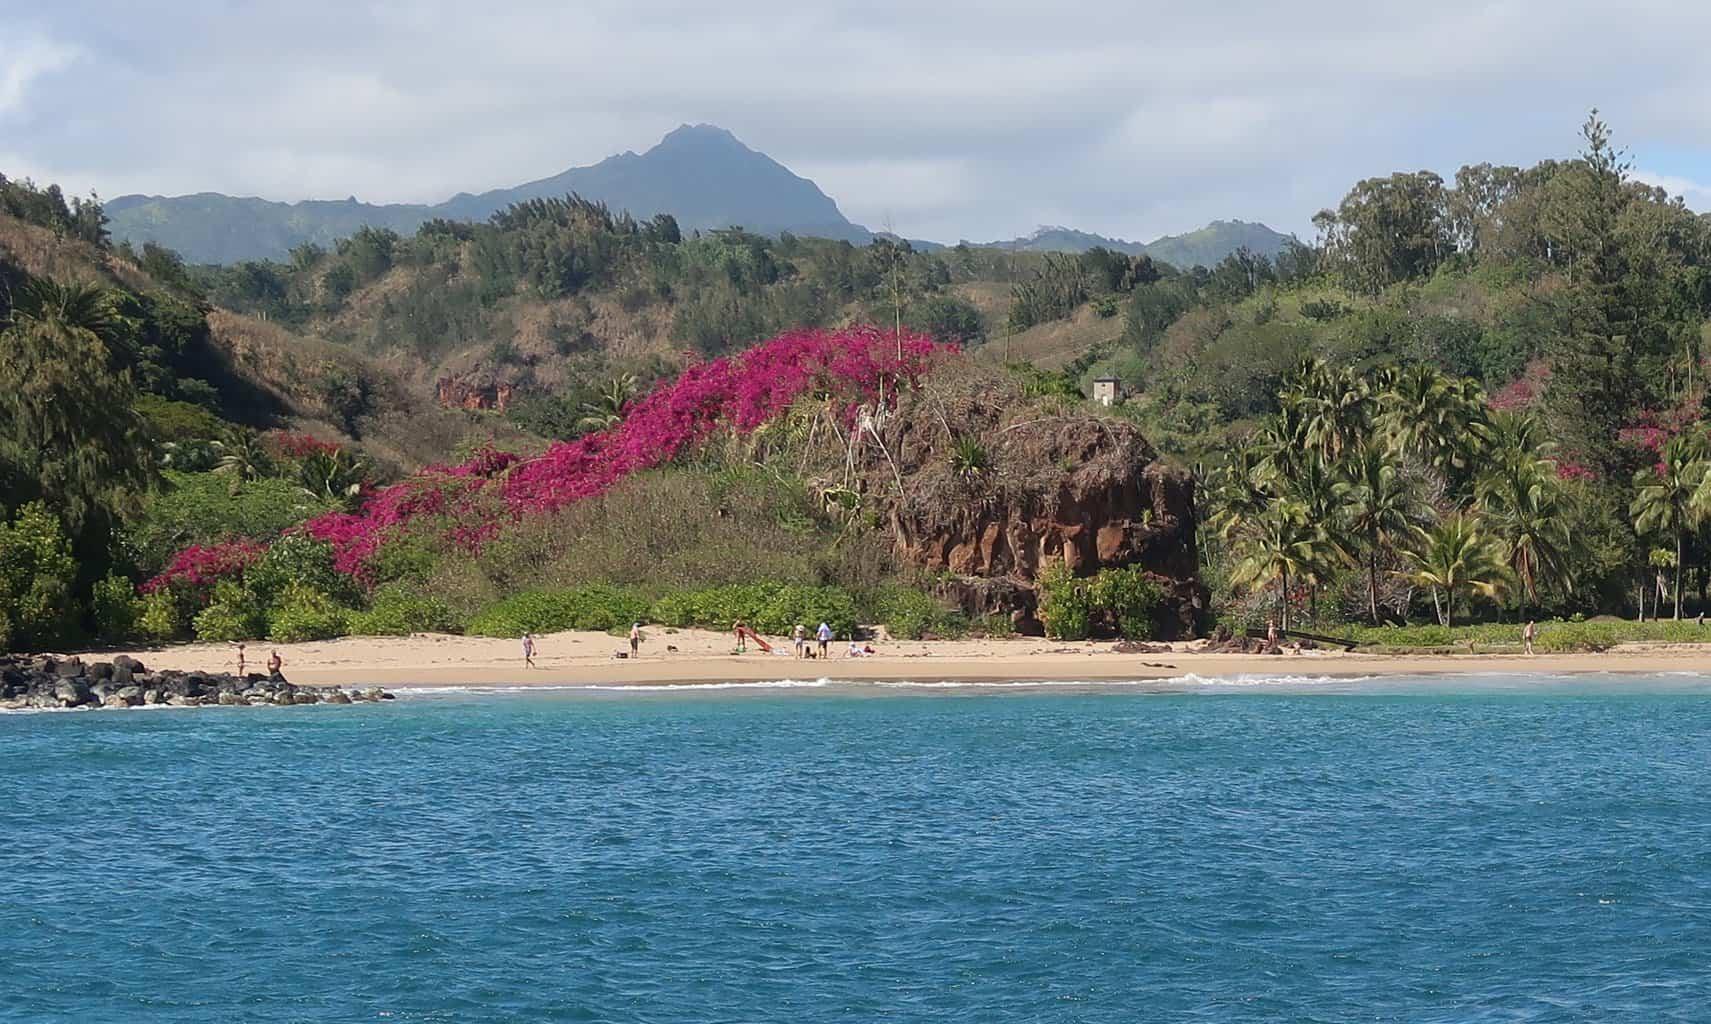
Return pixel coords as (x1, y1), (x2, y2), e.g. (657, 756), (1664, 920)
(4, 1), (1709, 243)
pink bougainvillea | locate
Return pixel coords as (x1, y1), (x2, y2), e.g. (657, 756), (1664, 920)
(278, 326), (947, 581)
(141, 540), (265, 596)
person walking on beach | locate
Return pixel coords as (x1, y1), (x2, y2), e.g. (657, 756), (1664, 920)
(793, 624), (807, 659)
(1523, 620), (1537, 656)
(817, 621), (832, 659)
(267, 650), (284, 681)
(522, 632), (536, 669)
(630, 622), (642, 658)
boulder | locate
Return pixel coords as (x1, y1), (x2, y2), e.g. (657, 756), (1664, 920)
(86, 662), (114, 683)
(216, 691), (244, 706)
(113, 655), (145, 674)
(326, 691), (352, 705)
(53, 657), (85, 678)
(292, 692), (319, 705)
(114, 686), (143, 707)
(52, 678), (92, 707)
(102, 693), (131, 709)
(142, 689), (165, 705)
(111, 663), (134, 687)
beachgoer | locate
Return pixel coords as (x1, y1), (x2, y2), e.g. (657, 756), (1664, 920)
(267, 650), (284, 680)
(793, 624), (807, 659)
(522, 632), (536, 669)
(1265, 619), (1279, 654)
(1522, 620), (1536, 656)
(235, 642), (246, 676)
(817, 621), (832, 659)
(847, 640), (864, 658)
(630, 622), (642, 658)
(734, 620), (748, 653)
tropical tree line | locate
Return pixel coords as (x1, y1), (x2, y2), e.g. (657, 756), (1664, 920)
(1209, 359), (1590, 629)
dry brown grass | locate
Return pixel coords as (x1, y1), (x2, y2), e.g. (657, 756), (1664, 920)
(974, 303), (1119, 369)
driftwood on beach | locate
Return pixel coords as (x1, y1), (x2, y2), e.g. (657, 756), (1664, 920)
(0, 654), (394, 711)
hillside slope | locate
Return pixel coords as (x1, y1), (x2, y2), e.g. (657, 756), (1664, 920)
(0, 211), (519, 471)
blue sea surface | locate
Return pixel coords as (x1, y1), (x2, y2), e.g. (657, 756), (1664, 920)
(4, 673), (1711, 1022)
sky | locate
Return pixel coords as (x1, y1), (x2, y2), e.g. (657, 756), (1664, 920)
(4, 0), (1710, 244)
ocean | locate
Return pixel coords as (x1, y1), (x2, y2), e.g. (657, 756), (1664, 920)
(4, 674), (1710, 1022)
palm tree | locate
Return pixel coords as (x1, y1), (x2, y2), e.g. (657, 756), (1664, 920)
(576, 374), (639, 433)
(1402, 513), (1507, 627)
(1341, 442), (1426, 624)
(1378, 364), (1488, 492)
(1477, 410), (1574, 620)
(1227, 500), (1337, 631)
(1207, 446), (1274, 545)
(214, 429), (275, 489)
(1285, 358), (1372, 463)
(1633, 435), (1705, 619)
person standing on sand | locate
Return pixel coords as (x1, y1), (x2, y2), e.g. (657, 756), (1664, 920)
(267, 650), (284, 681)
(234, 642), (247, 676)
(522, 632), (536, 669)
(1265, 619), (1279, 654)
(1523, 620), (1537, 656)
(793, 624), (807, 659)
(734, 620), (748, 653)
(630, 622), (642, 658)
(817, 621), (832, 659)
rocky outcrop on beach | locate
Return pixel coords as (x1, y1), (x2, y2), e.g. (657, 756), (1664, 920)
(0, 655), (394, 711)
(830, 367), (1207, 638)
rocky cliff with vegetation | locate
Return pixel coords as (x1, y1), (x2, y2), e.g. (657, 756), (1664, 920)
(816, 366), (1203, 636)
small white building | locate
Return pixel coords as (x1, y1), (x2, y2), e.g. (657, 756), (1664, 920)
(1092, 377), (1122, 407)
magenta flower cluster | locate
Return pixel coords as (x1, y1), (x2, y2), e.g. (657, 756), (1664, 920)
(141, 540), (266, 596)
(288, 326), (945, 580)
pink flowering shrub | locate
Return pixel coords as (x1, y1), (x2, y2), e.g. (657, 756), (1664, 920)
(278, 326), (947, 582)
(266, 431), (343, 460)
(141, 540), (265, 597)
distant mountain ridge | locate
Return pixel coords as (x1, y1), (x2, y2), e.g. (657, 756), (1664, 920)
(980, 220), (1296, 268)
(106, 124), (872, 264)
(103, 124), (1293, 269)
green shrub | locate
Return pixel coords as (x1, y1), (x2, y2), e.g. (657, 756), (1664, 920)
(871, 587), (965, 639)
(347, 584), (461, 636)
(1039, 563), (1165, 640)
(138, 589), (185, 642)
(1088, 567), (1165, 640)
(193, 580), (267, 642)
(0, 502), (78, 652)
(91, 575), (142, 642)
(1038, 562), (1093, 640)
(467, 585), (651, 638)
(266, 583), (352, 643)
(1340, 619), (1711, 653)
(245, 534), (353, 605)
(647, 583), (859, 637)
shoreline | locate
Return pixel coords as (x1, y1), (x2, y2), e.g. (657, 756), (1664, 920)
(89, 629), (1711, 690)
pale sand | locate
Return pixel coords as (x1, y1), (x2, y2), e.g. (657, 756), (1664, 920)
(99, 629), (1711, 689)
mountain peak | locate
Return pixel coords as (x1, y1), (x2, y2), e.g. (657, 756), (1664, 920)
(655, 123), (745, 150)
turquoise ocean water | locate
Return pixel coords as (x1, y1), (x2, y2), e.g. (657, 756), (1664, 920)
(4, 673), (1711, 1022)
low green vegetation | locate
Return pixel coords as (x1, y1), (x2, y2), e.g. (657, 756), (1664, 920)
(1346, 619), (1711, 653)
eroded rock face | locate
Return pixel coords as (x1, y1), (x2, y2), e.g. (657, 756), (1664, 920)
(846, 374), (1206, 638)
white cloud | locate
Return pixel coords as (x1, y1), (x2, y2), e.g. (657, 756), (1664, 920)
(6, 0), (1711, 240)
(0, 31), (79, 117)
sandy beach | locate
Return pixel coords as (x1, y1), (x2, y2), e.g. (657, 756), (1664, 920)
(94, 628), (1711, 689)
